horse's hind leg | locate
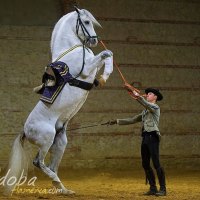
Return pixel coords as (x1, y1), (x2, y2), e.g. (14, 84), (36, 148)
(48, 126), (75, 194)
(36, 142), (61, 181)
(32, 126), (74, 195)
(37, 143), (74, 195)
(48, 127), (67, 174)
(33, 152), (40, 168)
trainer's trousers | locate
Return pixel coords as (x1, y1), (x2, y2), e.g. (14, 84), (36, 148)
(141, 131), (166, 191)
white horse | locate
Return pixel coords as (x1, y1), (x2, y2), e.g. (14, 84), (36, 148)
(4, 7), (113, 195)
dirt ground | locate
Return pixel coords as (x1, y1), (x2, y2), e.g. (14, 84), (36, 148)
(0, 168), (200, 200)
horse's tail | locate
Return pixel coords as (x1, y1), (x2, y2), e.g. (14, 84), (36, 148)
(3, 132), (32, 196)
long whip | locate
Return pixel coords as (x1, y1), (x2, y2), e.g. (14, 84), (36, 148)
(66, 121), (109, 131)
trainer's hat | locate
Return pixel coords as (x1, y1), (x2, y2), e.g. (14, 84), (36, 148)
(145, 88), (163, 101)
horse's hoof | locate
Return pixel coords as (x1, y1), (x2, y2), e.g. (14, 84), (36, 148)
(98, 75), (106, 87)
(52, 181), (75, 195)
(3, 191), (11, 197)
(62, 189), (75, 195)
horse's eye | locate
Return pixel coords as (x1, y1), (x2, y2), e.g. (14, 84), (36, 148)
(84, 21), (90, 25)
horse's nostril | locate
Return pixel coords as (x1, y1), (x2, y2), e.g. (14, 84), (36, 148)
(88, 38), (96, 45)
(86, 37), (98, 46)
(92, 38), (97, 44)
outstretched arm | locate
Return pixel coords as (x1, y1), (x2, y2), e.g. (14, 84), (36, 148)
(117, 113), (142, 125)
(108, 113), (142, 125)
(124, 83), (159, 113)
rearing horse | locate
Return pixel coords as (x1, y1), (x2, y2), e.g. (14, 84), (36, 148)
(4, 8), (113, 195)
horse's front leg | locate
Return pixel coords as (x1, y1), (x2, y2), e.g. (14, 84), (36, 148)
(83, 50), (113, 85)
(98, 53), (113, 86)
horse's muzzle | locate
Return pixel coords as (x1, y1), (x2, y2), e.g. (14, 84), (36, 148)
(87, 37), (98, 47)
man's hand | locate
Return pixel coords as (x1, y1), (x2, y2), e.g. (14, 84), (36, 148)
(124, 83), (140, 98)
(132, 90), (140, 97)
(124, 83), (133, 93)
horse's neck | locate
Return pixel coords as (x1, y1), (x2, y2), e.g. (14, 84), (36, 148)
(51, 13), (83, 61)
(51, 32), (82, 61)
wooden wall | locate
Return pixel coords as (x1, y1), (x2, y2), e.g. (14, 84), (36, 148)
(0, 0), (199, 169)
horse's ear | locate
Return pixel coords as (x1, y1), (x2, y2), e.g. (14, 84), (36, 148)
(74, 6), (81, 14)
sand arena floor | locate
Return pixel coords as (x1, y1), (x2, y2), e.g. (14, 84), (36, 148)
(0, 168), (200, 200)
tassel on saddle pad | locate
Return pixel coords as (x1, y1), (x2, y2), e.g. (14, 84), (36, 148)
(33, 83), (45, 94)
(33, 79), (56, 94)
(33, 65), (57, 94)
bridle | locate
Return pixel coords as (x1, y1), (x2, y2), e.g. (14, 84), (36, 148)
(75, 7), (98, 44)
(74, 8), (141, 98)
(70, 7), (98, 79)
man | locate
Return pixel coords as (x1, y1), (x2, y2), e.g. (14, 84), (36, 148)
(109, 84), (166, 196)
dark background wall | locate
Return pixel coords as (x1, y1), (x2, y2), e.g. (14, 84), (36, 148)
(0, 0), (200, 170)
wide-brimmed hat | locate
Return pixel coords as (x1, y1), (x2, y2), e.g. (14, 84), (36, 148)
(145, 88), (163, 101)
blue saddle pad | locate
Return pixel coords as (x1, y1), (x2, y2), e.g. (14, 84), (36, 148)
(40, 61), (73, 104)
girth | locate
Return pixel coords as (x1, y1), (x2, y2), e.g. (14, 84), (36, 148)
(69, 78), (98, 90)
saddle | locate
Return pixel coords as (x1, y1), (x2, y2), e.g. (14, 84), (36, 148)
(34, 61), (98, 104)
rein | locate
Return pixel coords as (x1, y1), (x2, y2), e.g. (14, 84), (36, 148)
(55, 44), (86, 79)
(57, 7), (98, 79)
(55, 7), (99, 79)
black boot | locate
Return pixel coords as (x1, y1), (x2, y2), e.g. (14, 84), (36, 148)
(156, 190), (166, 196)
(144, 168), (158, 195)
(156, 167), (167, 196)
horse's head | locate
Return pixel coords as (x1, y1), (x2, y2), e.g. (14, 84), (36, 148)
(75, 7), (101, 47)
